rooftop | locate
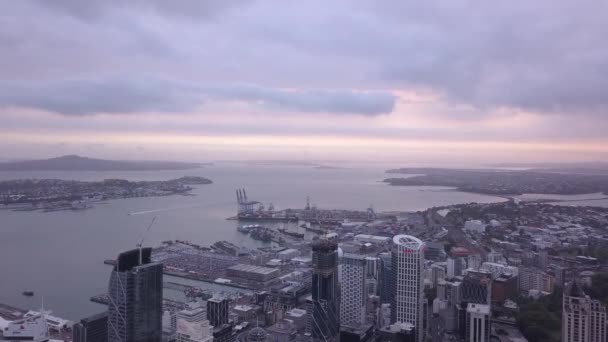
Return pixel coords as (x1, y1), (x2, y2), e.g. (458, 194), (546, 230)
(228, 264), (279, 275)
(467, 303), (490, 315)
(393, 234), (424, 250)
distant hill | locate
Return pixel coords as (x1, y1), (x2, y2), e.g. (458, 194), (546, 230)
(0, 155), (206, 171)
(489, 162), (608, 175)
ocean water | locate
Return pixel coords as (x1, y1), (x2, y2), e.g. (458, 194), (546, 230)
(0, 163), (549, 320)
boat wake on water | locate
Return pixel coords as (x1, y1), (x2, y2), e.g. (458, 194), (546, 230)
(128, 202), (233, 216)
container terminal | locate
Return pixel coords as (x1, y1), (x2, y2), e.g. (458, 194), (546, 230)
(229, 188), (377, 224)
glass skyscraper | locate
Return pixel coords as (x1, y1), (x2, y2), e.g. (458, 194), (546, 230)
(108, 247), (163, 342)
(310, 239), (340, 341)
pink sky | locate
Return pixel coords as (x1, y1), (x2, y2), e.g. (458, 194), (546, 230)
(1, 1), (607, 164)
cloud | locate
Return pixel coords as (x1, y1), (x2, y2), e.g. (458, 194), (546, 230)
(205, 84), (396, 115)
(1, 0), (608, 122)
(32, 0), (251, 20)
(0, 78), (396, 116)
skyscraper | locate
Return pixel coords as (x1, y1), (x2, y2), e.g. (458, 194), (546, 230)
(562, 281), (607, 342)
(207, 297), (230, 328)
(390, 235), (425, 342)
(340, 253), (367, 327)
(108, 247), (163, 342)
(310, 239), (340, 341)
(379, 252), (393, 304)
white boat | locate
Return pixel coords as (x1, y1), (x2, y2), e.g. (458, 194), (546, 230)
(2, 313), (50, 342)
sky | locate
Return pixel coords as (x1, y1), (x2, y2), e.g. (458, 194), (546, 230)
(1, 0), (607, 164)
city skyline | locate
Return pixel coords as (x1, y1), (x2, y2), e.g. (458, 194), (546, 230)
(2, 1), (608, 163)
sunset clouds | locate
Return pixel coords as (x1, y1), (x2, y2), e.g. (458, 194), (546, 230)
(1, 0), (607, 163)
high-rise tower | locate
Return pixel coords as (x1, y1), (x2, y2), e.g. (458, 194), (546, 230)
(108, 247), (163, 342)
(340, 253), (367, 327)
(310, 239), (340, 341)
(391, 235), (425, 342)
(562, 281), (607, 342)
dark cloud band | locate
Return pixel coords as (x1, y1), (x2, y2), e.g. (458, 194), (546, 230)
(0, 78), (396, 116)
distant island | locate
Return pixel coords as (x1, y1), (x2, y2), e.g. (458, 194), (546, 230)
(0, 155), (209, 171)
(313, 165), (348, 170)
(384, 168), (608, 195)
(0, 176), (212, 212)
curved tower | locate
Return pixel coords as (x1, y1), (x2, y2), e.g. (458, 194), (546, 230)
(108, 248), (163, 342)
(391, 235), (425, 342)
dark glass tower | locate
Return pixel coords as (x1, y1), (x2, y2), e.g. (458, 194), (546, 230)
(73, 311), (108, 342)
(207, 296), (230, 327)
(310, 239), (340, 341)
(108, 247), (163, 342)
(379, 252), (393, 304)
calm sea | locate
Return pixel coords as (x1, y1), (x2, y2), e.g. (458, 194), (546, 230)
(0, 163), (602, 320)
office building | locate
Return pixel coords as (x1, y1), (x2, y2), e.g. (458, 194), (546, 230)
(553, 265), (567, 289)
(379, 252), (393, 304)
(207, 297), (230, 328)
(377, 322), (416, 342)
(390, 235), (425, 342)
(461, 270), (492, 305)
(339, 324), (373, 342)
(340, 253), (368, 327)
(73, 312), (108, 342)
(310, 239), (340, 341)
(430, 263), (446, 288)
(465, 303), (490, 342)
(365, 256), (381, 296)
(108, 247), (163, 342)
(562, 281), (607, 342)
(486, 251), (505, 265)
(447, 257), (465, 278)
(176, 301), (214, 342)
(519, 267), (554, 295)
(491, 274), (517, 304)
(480, 262), (518, 279)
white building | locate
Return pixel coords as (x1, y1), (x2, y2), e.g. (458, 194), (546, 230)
(562, 282), (607, 342)
(519, 267), (554, 295)
(466, 303), (490, 342)
(176, 301), (214, 342)
(464, 220), (486, 233)
(447, 257), (465, 278)
(340, 253), (368, 327)
(486, 251), (506, 265)
(354, 234), (391, 244)
(277, 248), (299, 262)
(480, 262), (519, 279)
(391, 235), (425, 342)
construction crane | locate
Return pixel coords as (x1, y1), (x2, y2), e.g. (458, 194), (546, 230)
(137, 216), (156, 265)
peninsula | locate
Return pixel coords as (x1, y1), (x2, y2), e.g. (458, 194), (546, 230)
(0, 176), (212, 211)
(384, 168), (608, 195)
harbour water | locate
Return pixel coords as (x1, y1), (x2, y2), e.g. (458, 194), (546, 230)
(0, 162), (602, 320)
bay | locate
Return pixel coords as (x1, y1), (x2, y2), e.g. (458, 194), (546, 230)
(0, 163), (508, 320)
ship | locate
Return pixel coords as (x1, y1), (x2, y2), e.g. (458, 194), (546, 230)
(22, 290), (34, 297)
(3, 312), (50, 342)
(278, 227), (304, 239)
(250, 227), (272, 242)
(237, 224), (261, 233)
